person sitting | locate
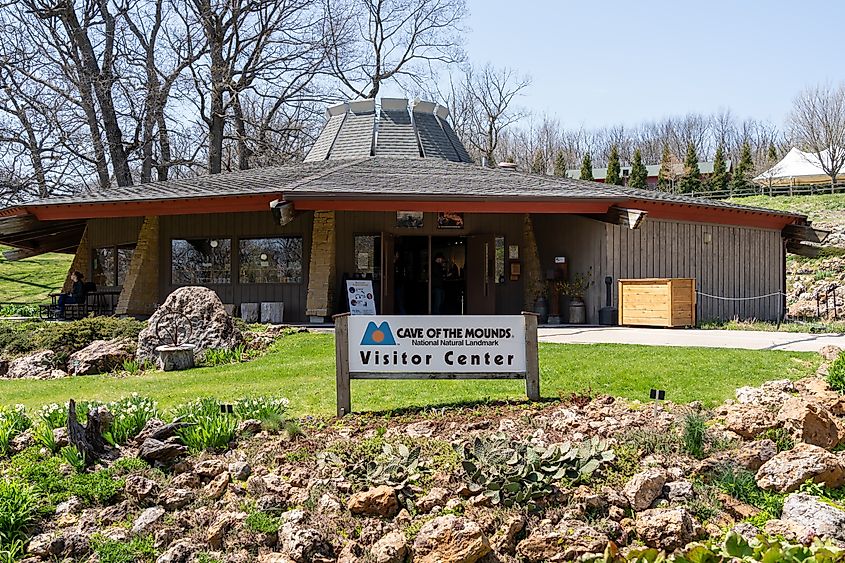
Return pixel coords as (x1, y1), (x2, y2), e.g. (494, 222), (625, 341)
(58, 270), (87, 319)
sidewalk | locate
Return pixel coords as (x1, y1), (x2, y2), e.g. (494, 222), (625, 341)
(537, 326), (845, 352)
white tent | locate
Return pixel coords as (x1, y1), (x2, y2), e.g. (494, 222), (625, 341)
(754, 147), (842, 186)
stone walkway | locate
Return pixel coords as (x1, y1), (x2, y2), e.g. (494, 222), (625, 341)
(537, 326), (845, 352)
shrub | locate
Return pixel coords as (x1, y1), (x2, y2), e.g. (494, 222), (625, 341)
(0, 479), (38, 549)
(683, 413), (707, 459)
(245, 510), (281, 534)
(173, 398), (237, 452)
(457, 434), (615, 509)
(234, 395), (289, 429)
(828, 353), (845, 393)
(0, 405), (31, 457)
(32, 317), (144, 357)
(90, 534), (157, 563)
(105, 395), (158, 445)
(0, 304), (38, 318)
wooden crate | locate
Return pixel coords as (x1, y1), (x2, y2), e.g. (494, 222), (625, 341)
(618, 278), (696, 328)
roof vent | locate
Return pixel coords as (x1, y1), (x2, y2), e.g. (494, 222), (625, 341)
(498, 162), (517, 171)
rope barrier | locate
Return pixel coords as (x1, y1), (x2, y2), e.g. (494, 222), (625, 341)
(695, 290), (786, 301)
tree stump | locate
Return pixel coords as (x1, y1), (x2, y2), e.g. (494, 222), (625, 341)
(67, 399), (114, 466)
(155, 344), (196, 371)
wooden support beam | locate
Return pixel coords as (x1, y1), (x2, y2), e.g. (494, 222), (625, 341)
(782, 223), (829, 244)
(583, 206), (648, 229)
(786, 242), (822, 258)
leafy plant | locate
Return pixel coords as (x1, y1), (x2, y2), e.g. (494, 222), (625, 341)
(104, 394), (158, 444)
(90, 533), (157, 563)
(59, 446), (87, 473)
(0, 479), (38, 550)
(760, 427), (795, 452)
(827, 353), (845, 393)
(173, 398), (237, 452)
(245, 510), (281, 534)
(713, 465), (784, 519)
(37, 402), (67, 429)
(0, 304), (39, 318)
(683, 413), (707, 459)
(0, 405), (30, 457)
(458, 434), (614, 509)
(234, 395), (290, 428)
(202, 345), (247, 366)
(32, 422), (58, 453)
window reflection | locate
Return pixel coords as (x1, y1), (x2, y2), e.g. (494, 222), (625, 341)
(171, 239), (231, 284)
(239, 237), (303, 283)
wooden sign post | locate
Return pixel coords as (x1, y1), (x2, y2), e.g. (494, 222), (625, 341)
(334, 312), (540, 416)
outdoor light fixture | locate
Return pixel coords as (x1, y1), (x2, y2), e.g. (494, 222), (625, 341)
(703, 233), (712, 244)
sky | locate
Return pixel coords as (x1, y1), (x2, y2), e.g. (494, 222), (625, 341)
(461, 0), (844, 130)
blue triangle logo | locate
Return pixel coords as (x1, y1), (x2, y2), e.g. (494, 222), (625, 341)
(361, 321), (396, 345)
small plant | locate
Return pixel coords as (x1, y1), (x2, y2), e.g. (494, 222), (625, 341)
(283, 420), (304, 439)
(60, 446), (87, 473)
(32, 422), (58, 453)
(759, 427), (795, 452)
(828, 353), (845, 393)
(202, 345), (246, 366)
(0, 405), (31, 457)
(245, 510), (281, 534)
(173, 398), (237, 452)
(90, 533), (158, 563)
(0, 479), (38, 550)
(104, 394), (158, 444)
(234, 395), (290, 430)
(37, 403), (68, 429)
(120, 359), (152, 375)
(713, 465), (784, 520)
(683, 412), (707, 459)
(458, 434), (614, 509)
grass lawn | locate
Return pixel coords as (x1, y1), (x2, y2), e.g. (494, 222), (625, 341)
(0, 245), (71, 303)
(0, 333), (820, 416)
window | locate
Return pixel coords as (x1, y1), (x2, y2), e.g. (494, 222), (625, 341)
(353, 235), (381, 280)
(239, 237), (303, 283)
(171, 239), (231, 284)
(92, 245), (135, 287)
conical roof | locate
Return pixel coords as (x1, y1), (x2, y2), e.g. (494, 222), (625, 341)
(304, 98), (473, 163)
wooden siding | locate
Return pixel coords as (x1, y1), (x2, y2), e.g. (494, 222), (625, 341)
(604, 219), (784, 322)
(85, 217), (145, 291)
(159, 211), (313, 322)
(334, 212), (526, 315)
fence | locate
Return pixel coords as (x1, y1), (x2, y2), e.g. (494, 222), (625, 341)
(684, 182), (845, 201)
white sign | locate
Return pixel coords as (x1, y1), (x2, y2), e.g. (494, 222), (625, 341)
(346, 280), (376, 315)
(348, 315), (526, 373)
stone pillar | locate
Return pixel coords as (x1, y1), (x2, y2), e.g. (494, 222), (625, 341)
(305, 211), (336, 323)
(63, 224), (90, 292)
(522, 213), (544, 311)
(115, 216), (160, 316)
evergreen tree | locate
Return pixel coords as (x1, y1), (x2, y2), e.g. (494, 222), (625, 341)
(731, 140), (754, 195)
(767, 142), (778, 164)
(678, 143), (702, 193)
(657, 143), (673, 192)
(553, 149), (567, 177)
(530, 149), (546, 175)
(708, 144), (729, 194)
(579, 152), (593, 181)
(629, 148), (648, 189)
(606, 145), (622, 185)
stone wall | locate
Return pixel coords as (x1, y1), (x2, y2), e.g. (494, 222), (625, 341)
(305, 210), (336, 322)
(62, 225), (90, 292)
(115, 216), (160, 316)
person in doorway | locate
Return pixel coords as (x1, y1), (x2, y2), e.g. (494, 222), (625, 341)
(58, 270), (86, 319)
(432, 253), (448, 314)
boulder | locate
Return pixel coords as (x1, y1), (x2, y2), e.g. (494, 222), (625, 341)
(735, 380), (794, 408)
(417, 487), (451, 513)
(138, 438), (187, 464)
(664, 480), (694, 503)
(204, 472), (230, 500)
(347, 485), (399, 517)
(412, 515), (490, 563)
(195, 459), (227, 479)
(635, 507), (701, 551)
(776, 397), (841, 449)
(137, 286), (243, 363)
(781, 493), (845, 541)
(819, 345), (842, 362)
(755, 442), (845, 492)
(277, 510), (334, 562)
(722, 404), (778, 439)
(68, 338), (135, 375)
(734, 439), (778, 471)
(6, 350), (66, 379)
(623, 468), (666, 511)
(132, 506), (166, 535)
(158, 487), (195, 510)
(370, 531), (408, 563)
(26, 533), (64, 558)
(155, 539), (196, 563)
(516, 521), (606, 562)
(125, 475), (160, 504)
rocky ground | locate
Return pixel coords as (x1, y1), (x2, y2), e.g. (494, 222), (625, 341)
(6, 347), (845, 563)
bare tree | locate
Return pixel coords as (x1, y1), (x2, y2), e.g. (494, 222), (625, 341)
(789, 83), (845, 192)
(323, 0), (466, 99)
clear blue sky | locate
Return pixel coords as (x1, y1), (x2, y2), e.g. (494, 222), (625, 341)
(463, 0), (843, 129)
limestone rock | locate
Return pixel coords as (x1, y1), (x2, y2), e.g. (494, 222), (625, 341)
(155, 539), (196, 563)
(735, 439), (778, 471)
(229, 460), (251, 481)
(158, 487), (194, 510)
(722, 403), (778, 439)
(417, 487), (451, 513)
(735, 379), (794, 408)
(68, 338), (135, 375)
(347, 485), (399, 517)
(781, 493), (845, 541)
(756, 442), (845, 492)
(204, 471), (230, 500)
(6, 350), (66, 379)
(491, 514), (525, 554)
(776, 397), (841, 449)
(125, 475), (160, 504)
(26, 533), (64, 558)
(138, 438), (187, 464)
(370, 531), (408, 563)
(413, 515), (491, 563)
(664, 480), (694, 503)
(819, 345), (842, 362)
(623, 468), (666, 511)
(195, 459), (227, 479)
(277, 511), (334, 562)
(137, 286), (244, 363)
(635, 507), (701, 551)
(132, 506), (166, 536)
(516, 521), (606, 562)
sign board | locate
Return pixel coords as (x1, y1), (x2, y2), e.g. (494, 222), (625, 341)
(346, 280), (376, 315)
(348, 315), (526, 373)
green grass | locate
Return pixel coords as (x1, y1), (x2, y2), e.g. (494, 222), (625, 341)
(0, 333), (820, 415)
(700, 319), (845, 334)
(0, 246), (71, 303)
(730, 193), (845, 217)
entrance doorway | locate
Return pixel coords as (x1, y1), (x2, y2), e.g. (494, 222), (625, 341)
(392, 236), (466, 314)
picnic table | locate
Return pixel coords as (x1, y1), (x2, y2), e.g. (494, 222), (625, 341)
(40, 289), (121, 320)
